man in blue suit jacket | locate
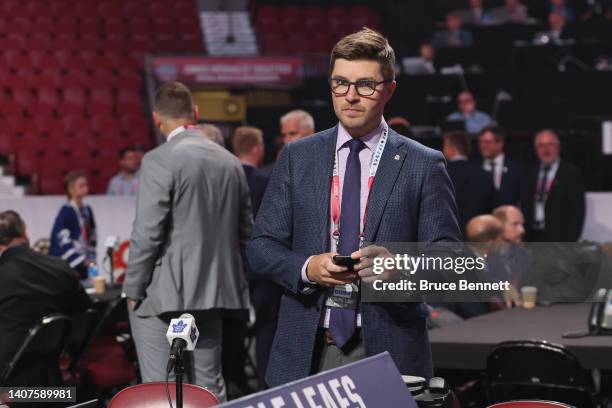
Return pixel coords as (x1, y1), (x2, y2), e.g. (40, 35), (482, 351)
(247, 28), (462, 387)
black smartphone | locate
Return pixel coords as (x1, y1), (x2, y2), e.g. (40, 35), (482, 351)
(332, 255), (358, 272)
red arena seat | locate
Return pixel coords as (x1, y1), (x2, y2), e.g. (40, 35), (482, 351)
(109, 382), (218, 408)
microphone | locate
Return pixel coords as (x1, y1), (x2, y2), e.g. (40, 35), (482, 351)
(104, 236), (119, 256)
(166, 313), (199, 373)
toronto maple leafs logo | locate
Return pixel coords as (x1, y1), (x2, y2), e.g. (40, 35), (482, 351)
(172, 320), (187, 334)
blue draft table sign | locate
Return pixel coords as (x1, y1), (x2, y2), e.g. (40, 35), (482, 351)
(217, 352), (418, 408)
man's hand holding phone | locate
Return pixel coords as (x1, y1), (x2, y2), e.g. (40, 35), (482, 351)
(352, 245), (396, 283)
(306, 252), (359, 288)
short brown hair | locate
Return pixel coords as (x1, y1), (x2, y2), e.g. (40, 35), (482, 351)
(64, 170), (86, 199)
(444, 131), (472, 156)
(479, 125), (506, 142)
(232, 126), (263, 156)
(330, 27), (396, 81)
(0, 210), (26, 245)
(154, 81), (194, 120)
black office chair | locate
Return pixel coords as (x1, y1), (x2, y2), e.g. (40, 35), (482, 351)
(486, 340), (597, 408)
(61, 307), (104, 385)
(0, 313), (72, 387)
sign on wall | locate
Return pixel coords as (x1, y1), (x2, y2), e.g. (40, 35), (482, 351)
(151, 56), (304, 89)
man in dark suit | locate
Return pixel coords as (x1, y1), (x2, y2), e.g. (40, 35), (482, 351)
(232, 126), (268, 216)
(248, 28), (462, 387)
(230, 125), (275, 394)
(243, 115), (315, 389)
(479, 126), (524, 206)
(443, 131), (499, 234)
(0, 210), (90, 385)
(522, 129), (585, 242)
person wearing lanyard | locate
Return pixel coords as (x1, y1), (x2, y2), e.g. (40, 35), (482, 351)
(248, 28), (462, 387)
(522, 129), (585, 242)
(49, 170), (97, 279)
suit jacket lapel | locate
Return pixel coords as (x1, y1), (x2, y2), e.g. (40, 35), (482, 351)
(312, 127), (337, 252)
(499, 158), (508, 192)
(550, 161), (563, 192)
(364, 130), (406, 241)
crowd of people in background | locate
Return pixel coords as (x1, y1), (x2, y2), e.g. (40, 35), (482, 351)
(407, 0), (612, 75)
(430, 0), (612, 48)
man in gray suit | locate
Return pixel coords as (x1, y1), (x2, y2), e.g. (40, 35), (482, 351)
(123, 82), (252, 401)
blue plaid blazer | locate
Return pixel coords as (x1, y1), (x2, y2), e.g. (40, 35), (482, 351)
(247, 126), (462, 386)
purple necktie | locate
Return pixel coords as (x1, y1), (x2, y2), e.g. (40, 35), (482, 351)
(329, 138), (365, 348)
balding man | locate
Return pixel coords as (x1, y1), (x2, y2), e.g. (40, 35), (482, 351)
(466, 214), (503, 253)
(491, 205), (531, 288)
(257, 110), (316, 181)
(466, 214), (522, 309)
(280, 109), (315, 146)
(492, 205), (525, 244)
(521, 130), (585, 242)
(439, 215), (503, 319)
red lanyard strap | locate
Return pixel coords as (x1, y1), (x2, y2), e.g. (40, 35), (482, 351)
(331, 125), (388, 244)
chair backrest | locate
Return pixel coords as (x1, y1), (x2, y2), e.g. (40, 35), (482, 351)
(487, 401), (576, 408)
(0, 313), (72, 386)
(108, 382), (219, 408)
(486, 340), (596, 408)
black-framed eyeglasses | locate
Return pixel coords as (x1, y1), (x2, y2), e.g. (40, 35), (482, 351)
(329, 78), (391, 97)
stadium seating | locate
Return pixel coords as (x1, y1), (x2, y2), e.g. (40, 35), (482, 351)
(0, 0), (205, 194)
(256, 5), (381, 54)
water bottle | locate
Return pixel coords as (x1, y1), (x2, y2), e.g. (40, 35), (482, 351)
(88, 263), (99, 278)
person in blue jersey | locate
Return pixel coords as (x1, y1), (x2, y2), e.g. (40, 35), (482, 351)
(49, 170), (97, 279)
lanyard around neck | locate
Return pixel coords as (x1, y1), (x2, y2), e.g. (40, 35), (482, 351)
(331, 125), (389, 245)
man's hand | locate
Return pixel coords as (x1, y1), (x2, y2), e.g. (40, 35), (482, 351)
(503, 284), (522, 308)
(352, 245), (396, 283)
(127, 298), (139, 310)
(306, 252), (358, 288)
